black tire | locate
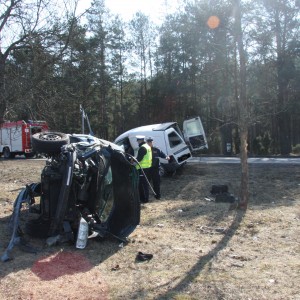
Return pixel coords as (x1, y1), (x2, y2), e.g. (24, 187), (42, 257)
(25, 218), (51, 238)
(159, 165), (166, 177)
(3, 147), (13, 159)
(25, 153), (35, 159)
(32, 132), (70, 155)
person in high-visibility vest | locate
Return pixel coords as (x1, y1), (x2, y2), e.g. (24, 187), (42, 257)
(135, 135), (152, 203)
(146, 136), (170, 200)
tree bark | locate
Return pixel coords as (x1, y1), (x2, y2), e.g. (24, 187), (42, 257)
(274, 8), (292, 154)
(0, 54), (6, 121)
(234, 0), (249, 209)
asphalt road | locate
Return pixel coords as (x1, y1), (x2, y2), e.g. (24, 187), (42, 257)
(2, 156), (300, 165)
(188, 156), (300, 164)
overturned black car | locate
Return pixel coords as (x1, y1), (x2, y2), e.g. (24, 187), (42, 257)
(1, 132), (140, 262)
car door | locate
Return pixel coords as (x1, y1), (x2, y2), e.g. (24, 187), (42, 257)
(165, 128), (191, 165)
(182, 116), (208, 151)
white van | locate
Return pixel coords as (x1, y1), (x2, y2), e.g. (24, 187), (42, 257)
(114, 117), (207, 175)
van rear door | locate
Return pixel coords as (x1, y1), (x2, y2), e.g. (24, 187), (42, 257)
(183, 117), (208, 151)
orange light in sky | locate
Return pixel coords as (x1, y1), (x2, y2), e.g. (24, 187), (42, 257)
(207, 16), (220, 29)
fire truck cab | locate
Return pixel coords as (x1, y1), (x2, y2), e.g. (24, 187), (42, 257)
(0, 120), (49, 159)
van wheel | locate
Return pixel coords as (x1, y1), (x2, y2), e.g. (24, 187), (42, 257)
(32, 132), (70, 155)
(159, 165), (165, 177)
(3, 147), (13, 159)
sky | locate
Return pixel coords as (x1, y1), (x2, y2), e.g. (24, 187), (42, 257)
(1, 0), (180, 50)
(77, 0), (181, 24)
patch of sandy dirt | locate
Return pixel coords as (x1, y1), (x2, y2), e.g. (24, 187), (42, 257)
(0, 158), (299, 300)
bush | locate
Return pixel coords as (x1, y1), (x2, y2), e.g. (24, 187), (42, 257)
(252, 132), (273, 155)
(208, 135), (221, 154)
(292, 144), (300, 154)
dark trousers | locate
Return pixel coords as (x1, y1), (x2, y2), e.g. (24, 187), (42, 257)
(138, 168), (151, 203)
(149, 167), (161, 199)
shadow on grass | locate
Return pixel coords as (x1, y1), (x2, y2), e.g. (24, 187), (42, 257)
(158, 209), (246, 299)
(128, 162), (299, 298)
(128, 208), (246, 300)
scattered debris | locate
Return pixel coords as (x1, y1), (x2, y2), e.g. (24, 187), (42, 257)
(215, 193), (236, 203)
(209, 184), (238, 204)
(136, 252), (153, 262)
(111, 264), (120, 271)
(269, 279), (276, 284)
(204, 196), (214, 201)
(197, 225), (227, 234)
(229, 254), (251, 261)
(210, 185), (228, 194)
(231, 262), (244, 268)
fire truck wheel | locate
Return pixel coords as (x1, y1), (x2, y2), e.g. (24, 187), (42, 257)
(3, 147), (14, 159)
(32, 132), (70, 155)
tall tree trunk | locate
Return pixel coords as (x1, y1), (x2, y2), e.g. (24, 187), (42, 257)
(275, 8), (291, 154)
(234, 0), (249, 209)
(0, 55), (6, 122)
(100, 37), (108, 140)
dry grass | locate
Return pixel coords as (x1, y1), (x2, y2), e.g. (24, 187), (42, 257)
(0, 159), (299, 300)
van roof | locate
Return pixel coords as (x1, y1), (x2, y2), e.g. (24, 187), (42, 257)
(115, 122), (177, 142)
(152, 122), (177, 131)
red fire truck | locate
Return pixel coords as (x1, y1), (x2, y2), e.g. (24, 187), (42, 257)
(0, 120), (49, 158)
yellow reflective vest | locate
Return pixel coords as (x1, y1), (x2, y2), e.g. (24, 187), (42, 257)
(136, 143), (152, 169)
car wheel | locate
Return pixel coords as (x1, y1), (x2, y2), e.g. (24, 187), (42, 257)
(32, 132), (70, 155)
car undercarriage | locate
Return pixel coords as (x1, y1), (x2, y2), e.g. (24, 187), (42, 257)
(1, 132), (140, 262)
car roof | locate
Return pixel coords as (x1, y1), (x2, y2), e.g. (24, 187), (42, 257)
(69, 133), (124, 152)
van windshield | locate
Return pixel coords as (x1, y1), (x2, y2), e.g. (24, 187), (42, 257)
(168, 131), (183, 148)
